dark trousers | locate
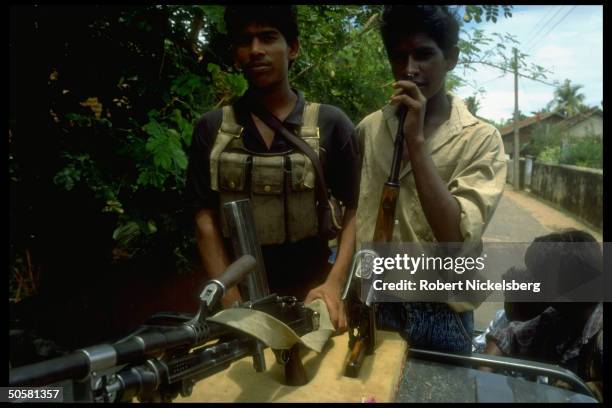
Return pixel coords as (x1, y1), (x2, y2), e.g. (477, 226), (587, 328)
(377, 302), (474, 354)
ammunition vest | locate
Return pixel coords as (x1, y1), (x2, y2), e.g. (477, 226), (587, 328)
(210, 103), (321, 245)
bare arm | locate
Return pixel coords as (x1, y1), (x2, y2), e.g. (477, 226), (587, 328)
(409, 144), (463, 242)
(194, 208), (242, 308)
(327, 208), (356, 288)
(305, 209), (356, 332)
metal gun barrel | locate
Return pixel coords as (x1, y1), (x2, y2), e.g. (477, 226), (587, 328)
(9, 256), (256, 388)
(223, 199), (270, 300)
(9, 351), (90, 387)
(223, 199), (269, 372)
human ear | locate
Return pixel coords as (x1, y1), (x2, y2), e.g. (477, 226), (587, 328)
(288, 38), (300, 62)
(445, 45), (459, 72)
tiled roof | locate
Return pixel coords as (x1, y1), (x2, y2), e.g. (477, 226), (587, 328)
(499, 112), (564, 137)
(553, 108), (602, 132)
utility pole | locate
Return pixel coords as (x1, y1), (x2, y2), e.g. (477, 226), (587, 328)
(512, 47), (520, 190)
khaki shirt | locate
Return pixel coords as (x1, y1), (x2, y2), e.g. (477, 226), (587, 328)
(356, 94), (506, 311)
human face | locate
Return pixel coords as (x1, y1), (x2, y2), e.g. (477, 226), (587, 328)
(232, 23), (298, 89)
(387, 33), (458, 100)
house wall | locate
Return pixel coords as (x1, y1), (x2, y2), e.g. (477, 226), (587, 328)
(564, 115), (603, 139)
(502, 116), (565, 155)
(528, 162), (603, 230)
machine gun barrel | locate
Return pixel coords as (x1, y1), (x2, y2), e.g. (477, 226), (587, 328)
(9, 255), (256, 388)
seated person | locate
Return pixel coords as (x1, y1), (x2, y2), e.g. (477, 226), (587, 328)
(473, 267), (546, 355)
(484, 230), (603, 401)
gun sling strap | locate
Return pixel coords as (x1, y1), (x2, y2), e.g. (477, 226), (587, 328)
(207, 299), (334, 353)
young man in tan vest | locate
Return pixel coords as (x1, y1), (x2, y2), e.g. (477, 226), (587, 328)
(185, 6), (360, 331)
(356, 6), (506, 352)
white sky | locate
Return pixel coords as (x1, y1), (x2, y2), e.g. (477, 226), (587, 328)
(454, 5), (603, 123)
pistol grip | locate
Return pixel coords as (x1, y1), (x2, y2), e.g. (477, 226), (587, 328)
(283, 344), (308, 386)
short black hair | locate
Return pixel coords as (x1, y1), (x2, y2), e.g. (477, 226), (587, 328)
(380, 5), (460, 57)
(525, 229), (601, 299)
(525, 229), (599, 273)
(224, 5), (299, 45)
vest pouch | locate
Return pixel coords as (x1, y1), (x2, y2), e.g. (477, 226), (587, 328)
(218, 152), (250, 238)
(287, 153), (318, 242)
(219, 152), (249, 192)
(251, 155), (286, 245)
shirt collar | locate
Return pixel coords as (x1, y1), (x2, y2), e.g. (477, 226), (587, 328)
(284, 89), (306, 126)
(235, 88), (305, 127)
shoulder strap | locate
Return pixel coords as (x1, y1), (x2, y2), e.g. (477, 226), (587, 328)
(210, 105), (243, 191)
(220, 105), (243, 135)
(301, 102), (320, 139)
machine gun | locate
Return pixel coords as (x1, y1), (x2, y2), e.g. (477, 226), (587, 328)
(342, 103), (407, 378)
(9, 199), (319, 402)
(9, 255), (320, 402)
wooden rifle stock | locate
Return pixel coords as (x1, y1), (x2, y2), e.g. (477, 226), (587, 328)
(345, 338), (366, 378)
(373, 182), (400, 242)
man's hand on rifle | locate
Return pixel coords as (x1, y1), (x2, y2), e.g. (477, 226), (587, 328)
(390, 79), (427, 150)
(305, 277), (347, 333)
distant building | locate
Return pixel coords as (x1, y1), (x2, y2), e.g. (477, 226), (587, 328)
(499, 109), (602, 156)
(499, 112), (565, 156)
(553, 107), (603, 139)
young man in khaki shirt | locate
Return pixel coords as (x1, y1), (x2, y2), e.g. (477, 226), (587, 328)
(356, 6), (506, 353)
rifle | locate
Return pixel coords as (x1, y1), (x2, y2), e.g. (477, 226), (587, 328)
(342, 104), (407, 378)
(8, 255), (320, 402)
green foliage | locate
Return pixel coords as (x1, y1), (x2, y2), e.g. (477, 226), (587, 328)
(548, 79), (589, 118)
(537, 146), (561, 164)
(560, 134), (602, 169)
(291, 6), (390, 123)
(463, 5), (512, 23)
(523, 123), (563, 158)
(464, 95), (481, 116)
(535, 132), (602, 169)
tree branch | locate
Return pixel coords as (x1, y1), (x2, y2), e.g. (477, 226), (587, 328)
(291, 12), (379, 82)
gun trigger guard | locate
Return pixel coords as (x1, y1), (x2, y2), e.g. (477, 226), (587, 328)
(272, 349), (290, 365)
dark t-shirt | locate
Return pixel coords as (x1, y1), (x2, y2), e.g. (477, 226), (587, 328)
(185, 89), (360, 298)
